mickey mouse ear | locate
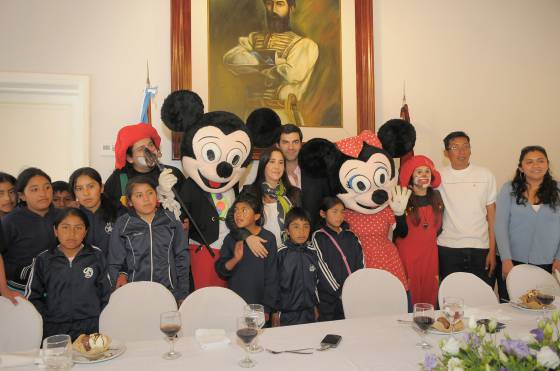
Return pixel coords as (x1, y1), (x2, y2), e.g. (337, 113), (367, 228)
(246, 108), (281, 148)
(377, 119), (416, 158)
(160, 90), (204, 132)
(299, 138), (342, 178)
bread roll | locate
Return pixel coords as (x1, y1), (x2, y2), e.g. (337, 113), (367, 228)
(73, 333), (111, 355)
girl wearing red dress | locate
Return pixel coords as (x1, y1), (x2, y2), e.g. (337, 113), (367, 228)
(395, 155), (444, 307)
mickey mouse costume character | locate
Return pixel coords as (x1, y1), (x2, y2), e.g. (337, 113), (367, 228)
(300, 126), (413, 292)
(159, 90), (258, 289)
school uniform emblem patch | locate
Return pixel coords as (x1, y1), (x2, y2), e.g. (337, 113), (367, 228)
(104, 222), (113, 234)
(309, 264), (316, 272)
(83, 267), (94, 279)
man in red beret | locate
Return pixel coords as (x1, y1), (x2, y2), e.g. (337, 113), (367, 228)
(104, 123), (186, 207)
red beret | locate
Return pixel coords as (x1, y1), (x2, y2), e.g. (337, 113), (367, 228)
(114, 123), (161, 169)
(399, 155), (441, 188)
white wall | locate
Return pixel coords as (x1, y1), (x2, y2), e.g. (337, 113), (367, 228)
(374, 0), (560, 187)
(0, 0), (174, 180)
(0, 0), (558, 189)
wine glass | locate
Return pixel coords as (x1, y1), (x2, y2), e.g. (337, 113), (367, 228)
(237, 316), (259, 368)
(536, 284), (556, 319)
(160, 311), (182, 360)
(244, 304), (265, 353)
(42, 334), (72, 370)
(442, 297), (464, 338)
(413, 303), (434, 349)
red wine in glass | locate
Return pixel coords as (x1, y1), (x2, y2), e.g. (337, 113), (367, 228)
(414, 316), (435, 331)
(237, 328), (258, 345)
(161, 324), (181, 338)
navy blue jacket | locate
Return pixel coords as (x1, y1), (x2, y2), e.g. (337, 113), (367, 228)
(25, 244), (111, 324)
(276, 240), (320, 312)
(1, 206), (61, 290)
(215, 228), (278, 312)
(312, 225), (363, 319)
(81, 204), (127, 256)
(108, 208), (190, 300)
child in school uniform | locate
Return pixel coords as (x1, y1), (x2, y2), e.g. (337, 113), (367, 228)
(215, 193), (278, 317)
(1, 168), (61, 302)
(108, 176), (190, 302)
(272, 207), (320, 326)
(312, 197), (364, 321)
(26, 208), (112, 340)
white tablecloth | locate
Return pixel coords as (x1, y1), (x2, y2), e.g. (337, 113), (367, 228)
(1, 303), (545, 371)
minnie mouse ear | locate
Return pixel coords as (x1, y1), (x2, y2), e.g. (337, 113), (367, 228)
(246, 108), (281, 148)
(299, 138), (342, 178)
(377, 119), (416, 158)
(160, 90), (204, 132)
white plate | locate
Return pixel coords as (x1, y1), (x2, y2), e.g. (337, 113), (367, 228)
(73, 340), (126, 364)
(510, 301), (556, 312)
(427, 325), (466, 335)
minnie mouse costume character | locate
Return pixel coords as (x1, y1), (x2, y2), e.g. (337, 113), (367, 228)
(159, 90), (255, 289)
(300, 128), (412, 291)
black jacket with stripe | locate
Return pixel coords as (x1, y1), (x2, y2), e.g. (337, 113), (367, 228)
(25, 244), (111, 324)
(107, 208), (190, 300)
(312, 224), (364, 319)
(276, 240), (320, 313)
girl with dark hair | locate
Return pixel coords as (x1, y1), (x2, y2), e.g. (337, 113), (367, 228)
(394, 156), (444, 307)
(1, 167), (61, 303)
(312, 196), (363, 321)
(26, 207), (111, 340)
(495, 145), (560, 279)
(234, 147), (301, 247)
(69, 167), (126, 256)
(0, 172), (17, 218)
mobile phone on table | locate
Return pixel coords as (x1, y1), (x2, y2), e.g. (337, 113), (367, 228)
(320, 334), (342, 348)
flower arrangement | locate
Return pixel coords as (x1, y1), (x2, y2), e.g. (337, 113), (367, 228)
(422, 311), (560, 371)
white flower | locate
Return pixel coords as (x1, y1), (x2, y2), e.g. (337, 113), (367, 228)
(442, 337), (461, 355)
(447, 357), (464, 371)
(537, 346), (560, 369)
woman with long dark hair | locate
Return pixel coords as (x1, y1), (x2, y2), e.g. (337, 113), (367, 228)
(229, 147), (301, 247)
(495, 145), (560, 279)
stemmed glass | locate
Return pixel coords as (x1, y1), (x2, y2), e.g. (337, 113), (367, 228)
(160, 311), (182, 360)
(42, 334), (73, 370)
(442, 297), (464, 338)
(237, 316), (259, 368)
(244, 304), (266, 353)
(536, 284), (556, 319)
(413, 303), (435, 349)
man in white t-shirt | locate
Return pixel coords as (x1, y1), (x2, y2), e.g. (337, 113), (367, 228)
(437, 131), (497, 287)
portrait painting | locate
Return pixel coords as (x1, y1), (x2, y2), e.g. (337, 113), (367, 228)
(208, 0), (343, 128)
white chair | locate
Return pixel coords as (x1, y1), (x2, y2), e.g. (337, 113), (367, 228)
(99, 282), (177, 342)
(506, 264), (560, 301)
(341, 268), (408, 318)
(179, 287), (246, 336)
(0, 296), (43, 352)
(438, 272), (498, 308)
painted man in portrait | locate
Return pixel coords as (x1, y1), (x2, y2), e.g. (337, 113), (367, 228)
(223, 0), (319, 126)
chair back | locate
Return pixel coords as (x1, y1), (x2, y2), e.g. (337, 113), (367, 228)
(99, 281), (177, 341)
(179, 287), (246, 336)
(506, 264), (560, 302)
(438, 272), (498, 308)
(342, 268), (408, 318)
(0, 297), (43, 352)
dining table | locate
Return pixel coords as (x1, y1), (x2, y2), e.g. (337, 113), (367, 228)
(0, 303), (549, 371)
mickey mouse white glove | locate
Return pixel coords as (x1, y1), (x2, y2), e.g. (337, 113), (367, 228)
(158, 168), (177, 194)
(389, 186), (412, 216)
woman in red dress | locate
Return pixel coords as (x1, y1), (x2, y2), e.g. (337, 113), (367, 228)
(395, 155), (444, 307)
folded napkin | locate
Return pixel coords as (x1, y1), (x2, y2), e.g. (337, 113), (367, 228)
(0, 354), (39, 368)
(195, 329), (231, 350)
